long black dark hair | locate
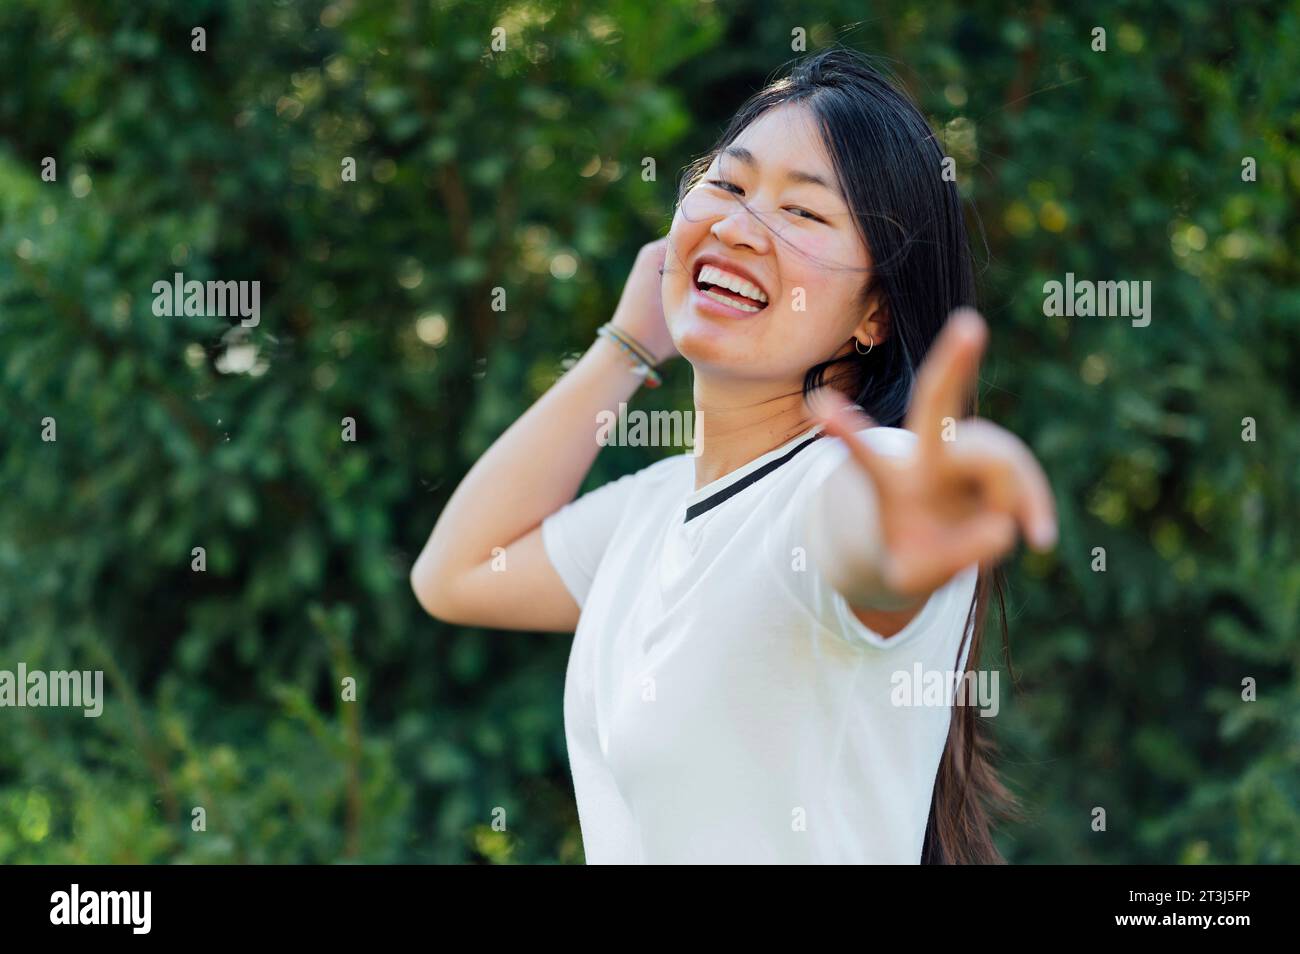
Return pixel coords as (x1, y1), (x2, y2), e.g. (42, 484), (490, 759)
(673, 45), (1020, 863)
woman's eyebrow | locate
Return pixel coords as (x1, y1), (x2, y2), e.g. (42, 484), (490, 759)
(721, 145), (838, 194)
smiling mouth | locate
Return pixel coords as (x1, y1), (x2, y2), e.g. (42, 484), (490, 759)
(693, 262), (770, 314)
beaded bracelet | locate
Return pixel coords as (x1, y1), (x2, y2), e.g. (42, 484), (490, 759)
(596, 323), (662, 388)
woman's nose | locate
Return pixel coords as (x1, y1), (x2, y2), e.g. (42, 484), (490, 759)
(710, 206), (772, 253)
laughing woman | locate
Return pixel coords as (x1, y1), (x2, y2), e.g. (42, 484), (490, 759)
(411, 47), (1057, 864)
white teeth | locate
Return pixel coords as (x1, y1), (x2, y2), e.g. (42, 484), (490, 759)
(697, 264), (768, 304)
(701, 288), (761, 313)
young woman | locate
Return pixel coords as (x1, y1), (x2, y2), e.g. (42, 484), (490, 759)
(412, 47), (1057, 864)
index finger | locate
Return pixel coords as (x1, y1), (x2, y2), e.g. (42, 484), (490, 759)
(907, 308), (988, 455)
(807, 387), (891, 488)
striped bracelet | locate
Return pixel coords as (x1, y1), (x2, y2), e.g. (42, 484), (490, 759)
(596, 323), (662, 388)
(601, 323), (659, 366)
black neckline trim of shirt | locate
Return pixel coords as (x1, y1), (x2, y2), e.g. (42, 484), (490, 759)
(683, 432), (825, 524)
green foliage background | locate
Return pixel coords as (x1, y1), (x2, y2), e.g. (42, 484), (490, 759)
(0, 0), (1297, 863)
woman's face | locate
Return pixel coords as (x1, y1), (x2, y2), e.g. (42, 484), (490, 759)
(662, 101), (873, 387)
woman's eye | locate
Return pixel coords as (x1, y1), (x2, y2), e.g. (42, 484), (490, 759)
(787, 207), (825, 223)
(706, 178), (743, 194)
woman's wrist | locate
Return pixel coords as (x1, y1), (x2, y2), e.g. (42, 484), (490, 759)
(581, 333), (653, 401)
(596, 323), (662, 388)
(810, 455), (926, 614)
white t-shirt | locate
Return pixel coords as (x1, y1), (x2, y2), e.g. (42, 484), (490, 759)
(541, 423), (980, 864)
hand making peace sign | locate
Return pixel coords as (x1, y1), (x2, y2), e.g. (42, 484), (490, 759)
(812, 308), (1058, 601)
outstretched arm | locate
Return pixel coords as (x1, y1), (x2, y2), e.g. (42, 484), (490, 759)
(807, 309), (1058, 637)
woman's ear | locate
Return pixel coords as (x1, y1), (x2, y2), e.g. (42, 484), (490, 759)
(853, 297), (890, 349)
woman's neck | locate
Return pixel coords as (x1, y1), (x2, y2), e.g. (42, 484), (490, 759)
(690, 374), (816, 491)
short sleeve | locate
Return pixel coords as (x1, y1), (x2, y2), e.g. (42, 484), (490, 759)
(541, 469), (640, 608)
(771, 425), (981, 652)
(827, 560), (979, 652)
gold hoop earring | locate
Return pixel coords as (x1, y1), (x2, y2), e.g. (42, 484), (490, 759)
(854, 335), (874, 356)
